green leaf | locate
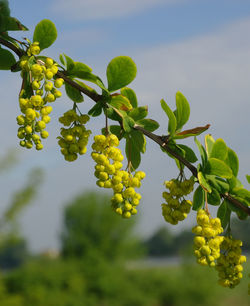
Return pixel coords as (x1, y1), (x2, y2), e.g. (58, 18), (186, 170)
(75, 79), (98, 96)
(226, 196), (249, 220)
(206, 158), (232, 179)
(231, 187), (250, 201)
(59, 54), (65, 66)
(198, 171), (212, 193)
(130, 130), (146, 153)
(120, 87), (137, 108)
(0, 47), (15, 69)
(236, 209), (248, 220)
(162, 141), (186, 169)
(107, 56), (137, 92)
(136, 119), (159, 132)
(160, 99), (176, 136)
(0, 15), (28, 32)
(125, 136), (141, 170)
(65, 82), (83, 103)
(175, 91), (190, 130)
(109, 95), (132, 111)
(106, 107), (121, 121)
(210, 138), (228, 161)
(122, 115), (135, 133)
(207, 175), (229, 193)
(192, 185), (205, 211)
(226, 148), (239, 177)
(217, 200), (231, 229)
(227, 176), (243, 191)
(68, 69), (106, 91)
(71, 61), (92, 73)
(194, 137), (207, 168)
(246, 175), (250, 184)
(0, 0), (10, 17)
(33, 19), (57, 50)
(63, 53), (75, 71)
(177, 144), (198, 163)
(129, 106), (148, 121)
(88, 103), (103, 117)
(207, 188), (221, 205)
(204, 134), (215, 158)
(103, 125), (122, 139)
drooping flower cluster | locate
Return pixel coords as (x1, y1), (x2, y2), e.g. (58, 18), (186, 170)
(192, 209), (224, 267)
(17, 42), (64, 150)
(216, 236), (246, 288)
(58, 110), (91, 161)
(161, 178), (194, 225)
(91, 134), (145, 218)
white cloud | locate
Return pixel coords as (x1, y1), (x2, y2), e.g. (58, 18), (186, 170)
(51, 0), (186, 21)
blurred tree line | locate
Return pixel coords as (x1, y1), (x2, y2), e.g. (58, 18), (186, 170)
(0, 152), (249, 305)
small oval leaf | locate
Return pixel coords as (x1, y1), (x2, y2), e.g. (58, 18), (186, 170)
(226, 148), (239, 177)
(160, 99), (176, 136)
(198, 171), (212, 193)
(130, 130), (146, 154)
(177, 144), (198, 163)
(205, 134), (215, 157)
(210, 138), (228, 161)
(109, 95), (132, 111)
(107, 56), (137, 92)
(33, 19), (57, 50)
(207, 188), (221, 206)
(136, 119), (159, 132)
(125, 137), (141, 170)
(192, 185), (205, 211)
(65, 82), (83, 103)
(206, 158), (232, 179)
(0, 47), (15, 70)
(129, 106), (148, 121)
(175, 91), (190, 130)
(217, 200), (231, 229)
(120, 87), (137, 108)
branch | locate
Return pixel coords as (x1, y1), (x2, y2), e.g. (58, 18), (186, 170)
(134, 124), (197, 177)
(222, 193), (250, 216)
(0, 36), (24, 57)
(56, 71), (102, 103)
(134, 124), (250, 216)
(1, 36), (249, 216)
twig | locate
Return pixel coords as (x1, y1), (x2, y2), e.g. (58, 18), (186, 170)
(134, 124), (197, 177)
(1, 36), (250, 216)
(0, 36), (24, 57)
(56, 71), (102, 103)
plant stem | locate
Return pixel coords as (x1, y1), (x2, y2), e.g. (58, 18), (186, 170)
(0, 37), (25, 57)
(1, 36), (250, 216)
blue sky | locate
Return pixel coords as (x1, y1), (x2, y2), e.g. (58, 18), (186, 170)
(1, 0), (250, 252)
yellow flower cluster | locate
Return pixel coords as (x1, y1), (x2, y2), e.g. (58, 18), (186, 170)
(192, 209), (224, 267)
(58, 110), (91, 162)
(216, 236), (246, 288)
(91, 134), (145, 218)
(161, 178), (194, 225)
(17, 42), (64, 150)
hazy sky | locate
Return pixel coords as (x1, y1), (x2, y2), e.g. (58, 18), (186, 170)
(1, 0), (250, 252)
